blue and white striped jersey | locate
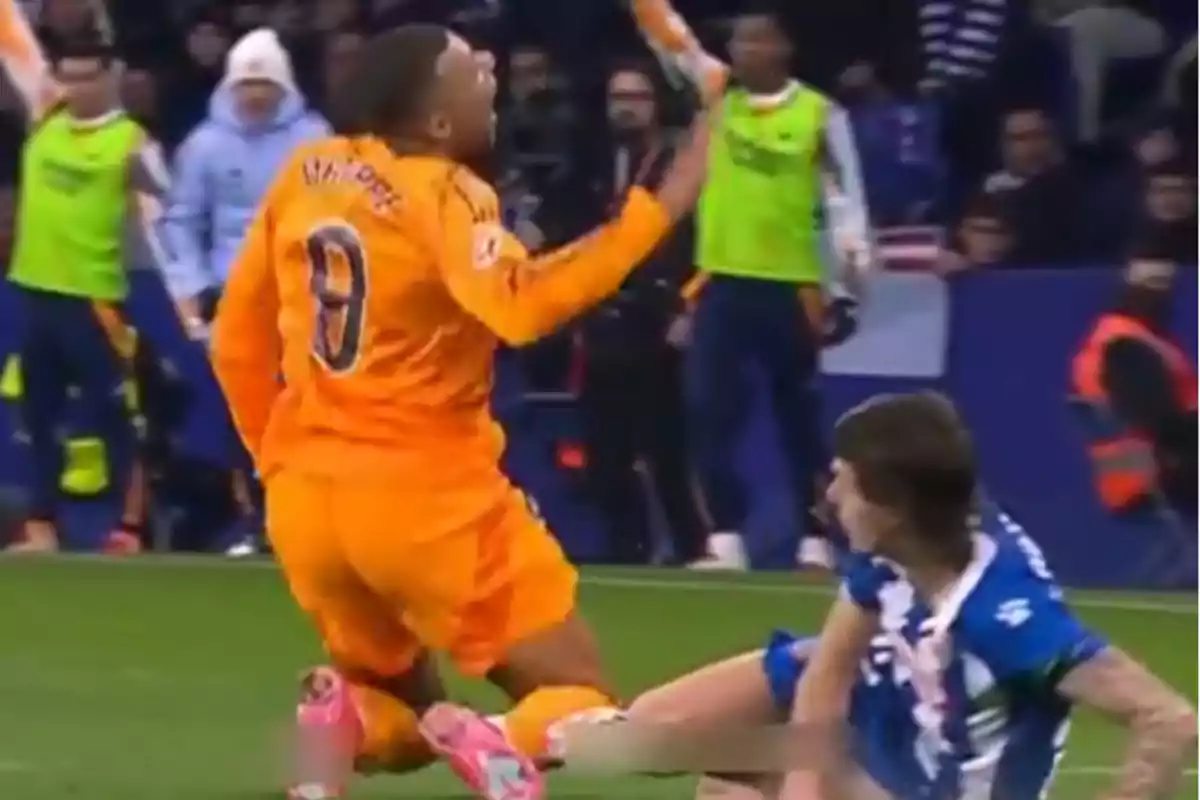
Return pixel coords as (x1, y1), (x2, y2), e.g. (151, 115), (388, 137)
(843, 508), (1107, 799)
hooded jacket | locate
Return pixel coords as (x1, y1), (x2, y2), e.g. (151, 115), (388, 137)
(159, 28), (329, 298)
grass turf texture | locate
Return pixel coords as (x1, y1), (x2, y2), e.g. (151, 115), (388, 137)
(0, 556), (1195, 799)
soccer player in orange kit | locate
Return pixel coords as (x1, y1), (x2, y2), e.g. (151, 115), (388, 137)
(209, 23), (711, 800)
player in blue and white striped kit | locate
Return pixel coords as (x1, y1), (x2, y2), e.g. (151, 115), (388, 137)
(614, 392), (1195, 799)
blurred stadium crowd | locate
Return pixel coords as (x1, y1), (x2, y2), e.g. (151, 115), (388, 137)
(0, 0), (1194, 563)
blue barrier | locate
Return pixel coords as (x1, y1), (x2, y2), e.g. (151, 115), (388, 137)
(0, 267), (1194, 587)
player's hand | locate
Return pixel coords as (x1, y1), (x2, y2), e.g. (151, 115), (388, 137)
(665, 313), (692, 348)
(822, 297), (858, 347)
(175, 297), (210, 344)
(628, 0), (728, 106)
(654, 112), (712, 222)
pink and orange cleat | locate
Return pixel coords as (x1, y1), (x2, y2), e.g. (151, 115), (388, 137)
(288, 666), (363, 800)
(419, 702), (545, 800)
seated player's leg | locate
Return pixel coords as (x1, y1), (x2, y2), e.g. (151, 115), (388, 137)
(574, 633), (892, 799)
(626, 647), (789, 799)
(265, 469), (439, 798)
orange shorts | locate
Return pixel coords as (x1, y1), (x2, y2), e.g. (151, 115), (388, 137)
(265, 468), (579, 678)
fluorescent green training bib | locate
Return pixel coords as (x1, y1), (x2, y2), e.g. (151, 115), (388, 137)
(697, 86), (828, 285)
(9, 110), (141, 301)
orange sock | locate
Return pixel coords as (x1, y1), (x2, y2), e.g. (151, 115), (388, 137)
(502, 685), (616, 759)
(349, 683), (436, 774)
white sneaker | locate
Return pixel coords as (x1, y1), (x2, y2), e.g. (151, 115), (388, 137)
(796, 536), (835, 569)
(225, 536), (259, 558)
(687, 532), (748, 571)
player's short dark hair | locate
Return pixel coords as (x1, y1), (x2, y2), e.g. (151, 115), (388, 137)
(834, 392), (977, 550)
(330, 23), (450, 136)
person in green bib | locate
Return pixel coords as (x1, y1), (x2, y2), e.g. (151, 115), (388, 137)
(676, 11), (875, 571)
(1, 33), (173, 553)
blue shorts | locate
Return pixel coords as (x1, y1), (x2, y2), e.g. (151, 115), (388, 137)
(762, 630), (928, 799)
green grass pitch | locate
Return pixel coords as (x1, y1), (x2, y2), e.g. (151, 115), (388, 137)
(0, 556), (1195, 799)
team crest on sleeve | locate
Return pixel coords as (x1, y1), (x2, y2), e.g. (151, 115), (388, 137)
(472, 223), (503, 271)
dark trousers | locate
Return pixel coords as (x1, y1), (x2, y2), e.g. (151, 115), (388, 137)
(16, 287), (139, 521)
(199, 286), (265, 537)
(579, 347), (708, 564)
(686, 275), (825, 536)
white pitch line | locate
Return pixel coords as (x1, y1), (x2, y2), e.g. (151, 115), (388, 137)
(1, 553), (1195, 615)
(579, 574), (1197, 615)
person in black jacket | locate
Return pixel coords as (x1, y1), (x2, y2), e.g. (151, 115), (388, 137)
(573, 61), (709, 566)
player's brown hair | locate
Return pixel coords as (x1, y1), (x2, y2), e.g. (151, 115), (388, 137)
(330, 23), (450, 137)
(834, 392), (977, 556)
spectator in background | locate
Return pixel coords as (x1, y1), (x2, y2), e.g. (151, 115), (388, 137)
(162, 12), (229, 151)
(918, 0), (1011, 92)
(938, 190), (1015, 272)
(312, 0), (363, 34)
(120, 61), (158, 132)
(1090, 120), (1185, 255)
(838, 61), (943, 225)
(1071, 256), (1196, 524)
(229, 0), (268, 35)
(313, 27), (364, 118)
(571, 61), (709, 566)
(1140, 158), (1197, 261)
(499, 44), (577, 195)
(982, 107), (1087, 264)
(160, 27), (328, 556)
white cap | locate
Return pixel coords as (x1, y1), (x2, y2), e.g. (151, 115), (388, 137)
(223, 28), (296, 92)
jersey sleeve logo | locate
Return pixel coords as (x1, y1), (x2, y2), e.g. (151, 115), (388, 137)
(994, 598), (1033, 628)
(472, 223), (503, 271)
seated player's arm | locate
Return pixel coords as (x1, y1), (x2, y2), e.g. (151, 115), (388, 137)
(438, 172), (672, 345)
(0, 0), (60, 124)
(210, 178), (286, 466)
(970, 589), (1196, 800)
(1057, 647), (1197, 800)
(781, 588), (878, 799)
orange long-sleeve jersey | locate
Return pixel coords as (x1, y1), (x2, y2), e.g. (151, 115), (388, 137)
(0, 0), (59, 123)
(211, 136), (670, 482)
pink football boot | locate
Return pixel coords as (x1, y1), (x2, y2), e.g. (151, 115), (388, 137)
(287, 666), (363, 800)
(419, 702), (545, 800)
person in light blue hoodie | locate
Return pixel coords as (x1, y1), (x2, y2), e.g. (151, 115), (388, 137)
(162, 27), (329, 334)
(160, 28), (328, 556)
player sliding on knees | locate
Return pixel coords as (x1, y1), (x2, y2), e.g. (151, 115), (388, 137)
(561, 393), (1198, 799)
(209, 23), (713, 800)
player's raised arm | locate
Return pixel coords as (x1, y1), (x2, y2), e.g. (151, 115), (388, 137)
(210, 179), (285, 468)
(0, 0), (60, 123)
(628, 0), (727, 106)
(1057, 647), (1197, 799)
(438, 114), (710, 345)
